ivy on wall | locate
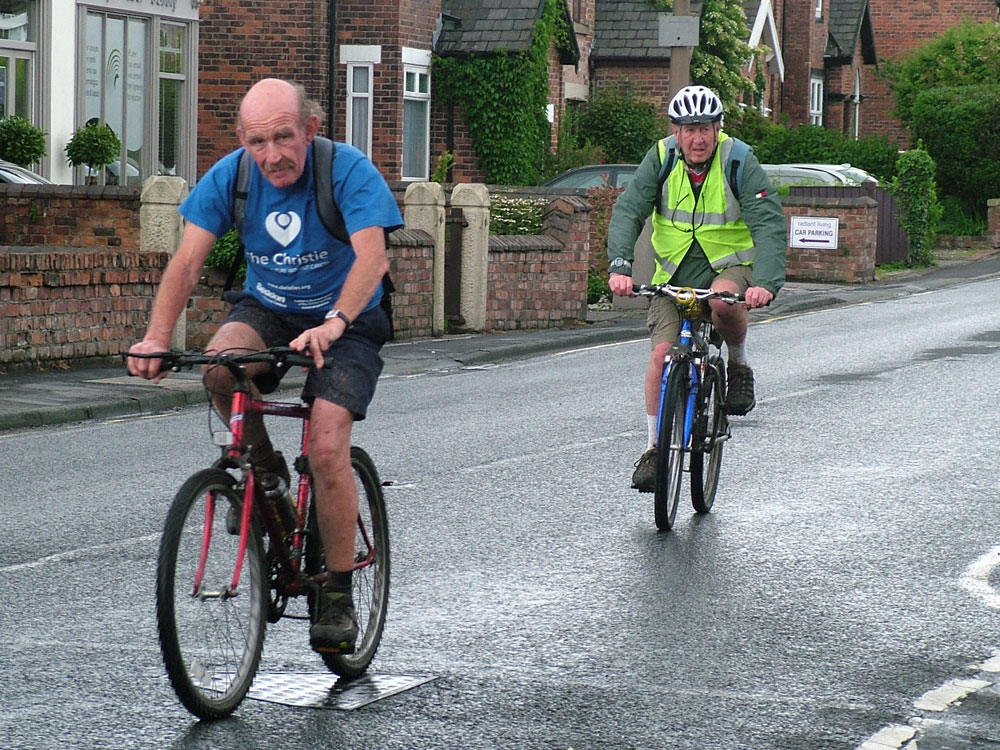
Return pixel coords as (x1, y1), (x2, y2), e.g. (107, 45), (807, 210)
(433, 0), (569, 185)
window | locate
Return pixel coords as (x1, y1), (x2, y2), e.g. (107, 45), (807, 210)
(79, 11), (195, 185)
(158, 23), (186, 176)
(402, 65), (429, 180)
(809, 75), (823, 126)
(814, 0), (822, 20)
(852, 69), (861, 139)
(82, 12), (147, 186)
(347, 64), (373, 157)
(0, 0), (37, 121)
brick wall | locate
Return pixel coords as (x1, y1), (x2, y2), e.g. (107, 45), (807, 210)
(0, 246), (165, 366)
(485, 196), (590, 330)
(782, 195), (878, 283)
(592, 64), (673, 116)
(197, 0), (332, 175)
(0, 185), (141, 249)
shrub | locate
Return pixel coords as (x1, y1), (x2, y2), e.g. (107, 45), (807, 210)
(0, 116), (46, 167)
(891, 145), (941, 267)
(885, 21), (1000, 130)
(489, 193), (547, 235)
(205, 228), (243, 279)
(587, 269), (611, 304)
(910, 85), (1000, 218)
(65, 122), (121, 179)
(575, 83), (667, 164)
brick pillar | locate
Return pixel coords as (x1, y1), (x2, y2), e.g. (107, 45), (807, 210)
(988, 199), (1000, 250)
(404, 182), (446, 335)
(451, 184), (490, 332)
(140, 176), (188, 349)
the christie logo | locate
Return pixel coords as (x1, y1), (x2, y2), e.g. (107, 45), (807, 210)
(265, 211), (302, 247)
(255, 283), (286, 305)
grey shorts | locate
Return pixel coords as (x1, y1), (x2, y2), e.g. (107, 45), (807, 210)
(647, 265), (753, 347)
(221, 292), (389, 420)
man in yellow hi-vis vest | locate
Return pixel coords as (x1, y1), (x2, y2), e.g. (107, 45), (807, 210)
(606, 85), (787, 492)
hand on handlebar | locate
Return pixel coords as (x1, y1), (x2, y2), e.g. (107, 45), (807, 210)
(609, 273), (633, 297)
(289, 318), (346, 369)
(743, 286), (774, 310)
(126, 339), (171, 382)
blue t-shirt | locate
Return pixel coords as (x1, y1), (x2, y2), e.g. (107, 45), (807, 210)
(180, 142), (403, 316)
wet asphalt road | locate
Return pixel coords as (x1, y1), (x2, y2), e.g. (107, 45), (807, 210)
(2, 277), (1000, 748)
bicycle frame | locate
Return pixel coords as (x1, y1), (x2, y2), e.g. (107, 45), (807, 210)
(657, 316), (703, 457)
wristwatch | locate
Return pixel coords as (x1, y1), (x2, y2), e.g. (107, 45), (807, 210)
(324, 308), (352, 327)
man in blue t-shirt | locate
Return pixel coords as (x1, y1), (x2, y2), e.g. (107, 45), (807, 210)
(127, 78), (402, 655)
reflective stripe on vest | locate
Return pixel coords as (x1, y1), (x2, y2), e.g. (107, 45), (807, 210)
(650, 133), (755, 284)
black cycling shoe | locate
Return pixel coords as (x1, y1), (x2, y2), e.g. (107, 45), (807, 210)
(726, 364), (756, 416)
(631, 448), (657, 492)
(310, 587), (358, 654)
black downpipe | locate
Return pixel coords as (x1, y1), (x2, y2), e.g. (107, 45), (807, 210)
(327, 0), (337, 138)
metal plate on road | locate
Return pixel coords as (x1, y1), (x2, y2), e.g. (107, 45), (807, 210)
(247, 672), (436, 710)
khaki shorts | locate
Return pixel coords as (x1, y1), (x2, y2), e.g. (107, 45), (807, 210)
(647, 265), (754, 347)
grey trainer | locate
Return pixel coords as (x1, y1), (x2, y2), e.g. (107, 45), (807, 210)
(310, 587), (358, 654)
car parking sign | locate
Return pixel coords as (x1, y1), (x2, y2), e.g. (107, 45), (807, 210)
(789, 216), (839, 250)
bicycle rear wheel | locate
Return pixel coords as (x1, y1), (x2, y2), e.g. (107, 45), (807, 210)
(306, 446), (390, 678)
(654, 366), (689, 531)
(156, 468), (267, 719)
(690, 357), (726, 514)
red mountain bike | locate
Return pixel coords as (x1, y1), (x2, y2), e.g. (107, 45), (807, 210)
(128, 347), (390, 719)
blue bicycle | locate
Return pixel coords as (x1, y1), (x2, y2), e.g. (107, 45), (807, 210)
(633, 284), (743, 530)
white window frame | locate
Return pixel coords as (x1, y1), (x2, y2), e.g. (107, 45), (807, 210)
(340, 45), (381, 159)
(815, 0), (822, 20)
(809, 75), (823, 126)
(401, 47), (431, 181)
(346, 63), (373, 157)
(852, 69), (861, 139)
(0, 0), (38, 122)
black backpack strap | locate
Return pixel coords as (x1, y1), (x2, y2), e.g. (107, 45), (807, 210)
(311, 137), (351, 244)
(222, 150), (253, 296)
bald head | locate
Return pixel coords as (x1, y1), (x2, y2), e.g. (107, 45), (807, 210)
(237, 78), (321, 188)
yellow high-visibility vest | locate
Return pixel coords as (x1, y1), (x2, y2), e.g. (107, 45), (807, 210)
(650, 133), (755, 284)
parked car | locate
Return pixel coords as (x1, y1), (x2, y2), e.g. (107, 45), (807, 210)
(761, 163), (877, 187)
(0, 159), (53, 184)
(543, 164), (638, 189)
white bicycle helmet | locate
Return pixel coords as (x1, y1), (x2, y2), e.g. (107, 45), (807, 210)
(668, 85), (724, 124)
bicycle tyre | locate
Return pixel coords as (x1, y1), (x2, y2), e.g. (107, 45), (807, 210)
(654, 366), (689, 531)
(690, 356), (726, 514)
(156, 468), (268, 719)
(305, 446), (390, 678)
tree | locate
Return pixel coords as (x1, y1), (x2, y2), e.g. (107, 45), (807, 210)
(884, 21), (1000, 130)
(65, 122), (121, 184)
(0, 116), (47, 167)
(690, 0), (759, 111)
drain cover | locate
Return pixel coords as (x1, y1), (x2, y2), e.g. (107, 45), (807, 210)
(247, 672), (436, 710)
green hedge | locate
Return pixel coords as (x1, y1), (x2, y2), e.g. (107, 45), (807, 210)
(910, 85), (1000, 217)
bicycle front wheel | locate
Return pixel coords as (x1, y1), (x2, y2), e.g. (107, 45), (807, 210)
(156, 468), (268, 719)
(691, 356), (726, 514)
(654, 366), (689, 531)
(306, 446), (390, 678)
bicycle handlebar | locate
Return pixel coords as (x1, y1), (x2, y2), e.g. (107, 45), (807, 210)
(631, 284), (745, 305)
(123, 346), (333, 372)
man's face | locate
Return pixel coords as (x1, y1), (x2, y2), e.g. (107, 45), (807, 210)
(238, 84), (319, 189)
(675, 122), (719, 167)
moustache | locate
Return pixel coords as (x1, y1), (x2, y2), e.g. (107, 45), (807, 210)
(265, 159), (295, 173)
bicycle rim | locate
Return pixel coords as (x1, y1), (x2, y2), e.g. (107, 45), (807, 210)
(654, 368), (688, 531)
(156, 468), (267, 719)
(306, 446), (390, 677)
(691, 357), (726, 514)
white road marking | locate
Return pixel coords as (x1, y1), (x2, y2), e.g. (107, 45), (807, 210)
(856, 548), (1000, 748)
(0, 534), (161, 574)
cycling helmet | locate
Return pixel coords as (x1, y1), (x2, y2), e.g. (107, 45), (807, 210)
(668, 85), (724, 125)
